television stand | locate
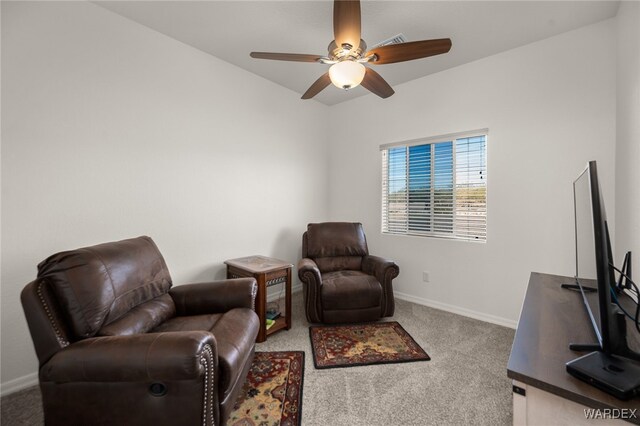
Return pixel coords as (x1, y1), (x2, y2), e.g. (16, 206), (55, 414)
(508, 273), (640, 425)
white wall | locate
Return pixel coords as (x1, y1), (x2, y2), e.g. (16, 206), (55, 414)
(1, 1), (329, 389)
(327, 19), (617, 326)
(1, 1), (626, 395)
(615, 2), (640, 266)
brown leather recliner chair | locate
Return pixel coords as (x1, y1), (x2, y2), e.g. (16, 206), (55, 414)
(21, 236), (259, 426)
(298, 222), (399, 324)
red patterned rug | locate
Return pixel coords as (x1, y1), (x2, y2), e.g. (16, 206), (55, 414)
(227, 351), (304, 426)
(309, 321), (430, 369)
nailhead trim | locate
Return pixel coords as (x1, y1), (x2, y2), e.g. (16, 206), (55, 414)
(382, 265), (399, 316)
(250, 281), (257, 312)
(200, 345), (215, 426)
(301, 271), (321, 323)
(36, 281), (69, 348)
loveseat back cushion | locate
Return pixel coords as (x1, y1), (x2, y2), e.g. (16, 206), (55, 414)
(37, 236), (172, 339)
(98, 294), (176, 336)
(305, 222), (369, 258)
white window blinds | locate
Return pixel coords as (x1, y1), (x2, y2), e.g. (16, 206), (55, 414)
(381, 132), (487, 241)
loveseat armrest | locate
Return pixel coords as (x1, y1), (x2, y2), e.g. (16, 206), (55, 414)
(298, 258), (323, 323)
(40, 331), (217, 383)
(363, 255), (399, 317)
(169, 278), (257, 316)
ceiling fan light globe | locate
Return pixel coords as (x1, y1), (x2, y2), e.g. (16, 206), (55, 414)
(329, 61), (366, 90)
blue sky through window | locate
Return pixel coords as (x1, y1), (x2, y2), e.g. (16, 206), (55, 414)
(387, 137), (485, 194)
(434, 142), (453, 191)
(388, 146), (407, 194)
(408, 144), (430, 192)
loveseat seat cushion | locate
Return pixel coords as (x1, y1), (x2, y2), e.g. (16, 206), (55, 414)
(37, 236), (172, 339)
(321, 271), (382, 310)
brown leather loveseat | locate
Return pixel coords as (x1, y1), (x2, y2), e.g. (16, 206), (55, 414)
(21, 236), (259, 426)
(298, 222), (399, 324)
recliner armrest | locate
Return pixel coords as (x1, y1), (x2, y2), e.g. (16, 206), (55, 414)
(298, 258), (323, 323)
(363, 255), (399, 317)
(169, 278), (257, 316)
(40, 331), (217, 382)
(298, 258), (321, 286)
(362, 255), (399, 283)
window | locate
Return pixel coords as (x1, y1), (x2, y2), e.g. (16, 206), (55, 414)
(381, 130), (487, 241)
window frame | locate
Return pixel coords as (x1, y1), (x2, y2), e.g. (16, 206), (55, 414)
(380, 128), (488, 242)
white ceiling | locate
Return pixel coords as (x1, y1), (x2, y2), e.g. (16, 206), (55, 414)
(95, 1), (619, 106)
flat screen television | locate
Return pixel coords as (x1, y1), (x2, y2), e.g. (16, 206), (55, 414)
(572, 161), (615, 351)
(566, 161), (640, 400)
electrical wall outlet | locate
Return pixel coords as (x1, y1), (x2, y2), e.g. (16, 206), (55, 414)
(422, 271), (430, 282)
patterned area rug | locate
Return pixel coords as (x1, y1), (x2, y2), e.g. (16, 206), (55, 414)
(309, 321), (430, 369)
(227, 351), (304, 426)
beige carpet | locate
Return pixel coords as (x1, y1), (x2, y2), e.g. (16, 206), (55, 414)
(1, 292), (515, 425)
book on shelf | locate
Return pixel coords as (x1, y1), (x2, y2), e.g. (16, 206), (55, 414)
(266, 311), (281, 321)
(265, 318), (275, 330)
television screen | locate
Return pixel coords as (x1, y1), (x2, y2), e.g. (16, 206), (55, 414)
(574, 167), (597, 281)
(573, 165), (602, 347)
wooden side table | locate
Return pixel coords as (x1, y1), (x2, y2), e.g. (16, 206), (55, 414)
(224, 255), (292, 343)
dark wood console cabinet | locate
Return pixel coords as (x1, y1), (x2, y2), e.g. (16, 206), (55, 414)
(508, 272), (639, 425)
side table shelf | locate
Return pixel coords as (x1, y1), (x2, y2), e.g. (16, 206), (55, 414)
(224, 255), (292, 343)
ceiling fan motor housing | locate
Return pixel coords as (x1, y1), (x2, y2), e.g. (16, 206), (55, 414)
(328, 39), (367, 61)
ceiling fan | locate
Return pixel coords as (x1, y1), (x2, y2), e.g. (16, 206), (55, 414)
(250, 0), (452, 100)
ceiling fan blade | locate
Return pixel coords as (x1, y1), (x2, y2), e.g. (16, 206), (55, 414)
(250, 52), (322, 63)
(361, 67), (394, 99)
(334, 0), (361, 51)
(367, 38), (452, 65)
(302, 72), (332, 99)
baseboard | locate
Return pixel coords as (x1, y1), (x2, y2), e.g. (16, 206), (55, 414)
(1, 372), (38, 397)
(394, 291), (517, 329)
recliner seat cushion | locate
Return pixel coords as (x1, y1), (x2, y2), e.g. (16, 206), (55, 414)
(37, 236), (172, 339)
(151, 307), (259, 402)
(321, 271), (382, 310)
